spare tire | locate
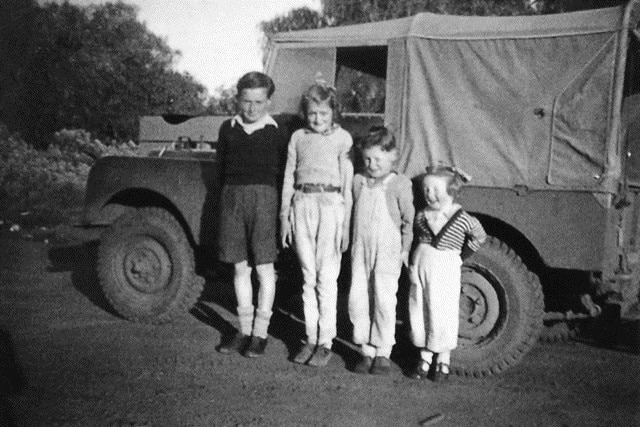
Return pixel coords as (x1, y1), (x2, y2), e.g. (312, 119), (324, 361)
(453, 236), (544, 376)
(97, 207), (204, 324)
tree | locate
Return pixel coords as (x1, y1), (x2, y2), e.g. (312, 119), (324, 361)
(205, 85), (237, 116)
(260, 6), (330, 39)
(259, 6), (331, 64)
(0, 0), (207, 146)
(320, 0), (557, 23)
(0, 0), (42, 140)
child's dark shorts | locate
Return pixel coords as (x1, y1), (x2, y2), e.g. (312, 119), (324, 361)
(218, 184), (278, 265)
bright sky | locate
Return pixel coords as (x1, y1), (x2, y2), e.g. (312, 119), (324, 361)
(57, 0), (321, 94)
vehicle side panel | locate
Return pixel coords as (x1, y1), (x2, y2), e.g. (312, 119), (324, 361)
(83, 156), (220, 245)
(457, 187), (614, 271)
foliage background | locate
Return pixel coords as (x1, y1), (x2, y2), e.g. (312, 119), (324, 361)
(0, 0), (210, 146)
(0, 125), (138, 223)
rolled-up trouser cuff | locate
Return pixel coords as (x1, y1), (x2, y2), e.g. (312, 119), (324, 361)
(361, 344), (376, 358)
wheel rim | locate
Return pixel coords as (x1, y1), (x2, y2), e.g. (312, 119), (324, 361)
(458, 267), (502, 346)
(122, 236), (172, 294)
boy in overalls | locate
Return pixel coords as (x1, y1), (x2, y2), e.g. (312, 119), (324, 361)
(349, 126), (415, 375)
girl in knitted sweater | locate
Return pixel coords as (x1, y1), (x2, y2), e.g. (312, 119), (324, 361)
(280, 82), (353, 367)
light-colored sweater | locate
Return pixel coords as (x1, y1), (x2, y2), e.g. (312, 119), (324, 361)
(280, 126), (353, 218)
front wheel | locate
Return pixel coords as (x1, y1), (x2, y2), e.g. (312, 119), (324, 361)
(97, 207), (204, 324)
(453, 236), (544, 376)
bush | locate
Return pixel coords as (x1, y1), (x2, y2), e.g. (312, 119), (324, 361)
(0, 126), (139, 221)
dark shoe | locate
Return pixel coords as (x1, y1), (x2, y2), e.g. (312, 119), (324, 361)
(353, 356), (373, 374)
(370, 356), (392, 375)
(307, 346), (332, 367)
(409, 360), (431, 380)
(293, 343), (316, 364)
(216, 332), (249, 355)
(433, 363), (450, 382)
(244, 336), (268, 358)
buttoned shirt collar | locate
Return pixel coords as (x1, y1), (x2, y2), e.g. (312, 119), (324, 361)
(231, 114), (278, 135)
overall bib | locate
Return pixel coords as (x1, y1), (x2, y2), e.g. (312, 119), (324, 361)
(349, 175), (402, 358)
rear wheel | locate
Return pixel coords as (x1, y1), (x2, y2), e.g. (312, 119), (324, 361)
(453, 236), (544, 376)
(97, 207), (204, 324)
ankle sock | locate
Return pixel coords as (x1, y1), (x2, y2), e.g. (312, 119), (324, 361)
(252, 309), (272, 338)
(237, 305), (255, 336)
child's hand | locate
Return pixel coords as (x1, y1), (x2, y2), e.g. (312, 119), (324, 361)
(402, 251), (409, 267)
(281, 215), (293, 249)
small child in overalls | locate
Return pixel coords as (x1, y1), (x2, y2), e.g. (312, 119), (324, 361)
(349, 126), (415, 375)
(409, 165), (486, 381)
(280, 82), (353, 367)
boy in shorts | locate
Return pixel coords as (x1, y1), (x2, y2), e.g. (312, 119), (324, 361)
(216, 72), (287, 357)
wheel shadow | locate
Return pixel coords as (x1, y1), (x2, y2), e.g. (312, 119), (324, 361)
(47, 241), (119, 318)
(0, 329), (26, 427)
(190, 261), (238, 347)
(393, 266), (421, 376)
(191, 258), (310, 357)
(49, 240), (423, 370)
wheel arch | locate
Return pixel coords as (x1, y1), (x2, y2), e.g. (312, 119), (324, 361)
(99, 188), (196, 248)
(471, 213), (546, 276)
(471, 213), (585, 313)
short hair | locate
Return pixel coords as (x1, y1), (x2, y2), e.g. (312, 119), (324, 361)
(301, 83), (341, 122)
(423, 165), (471, 197)
(236, 72), (275, 98)
(358, 126), (397, 152)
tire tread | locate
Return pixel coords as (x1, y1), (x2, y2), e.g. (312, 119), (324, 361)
(97, 207), (203, 324)
(454, 236), (544, 377)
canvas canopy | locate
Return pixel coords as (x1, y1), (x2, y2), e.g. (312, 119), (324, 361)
(267, 4), (640, 192)
(272, 7), (626, 44)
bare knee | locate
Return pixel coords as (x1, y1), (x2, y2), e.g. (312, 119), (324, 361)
(255, 263), (275, 280)
(234, 260), (252, 279)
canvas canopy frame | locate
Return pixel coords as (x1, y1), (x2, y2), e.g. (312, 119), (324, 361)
(265, 2), (640, 193)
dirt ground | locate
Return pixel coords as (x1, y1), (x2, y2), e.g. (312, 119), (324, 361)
(1, 234), (639, 427)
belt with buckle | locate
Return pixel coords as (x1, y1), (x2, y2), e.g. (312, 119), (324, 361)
(294, 183), (341, 193)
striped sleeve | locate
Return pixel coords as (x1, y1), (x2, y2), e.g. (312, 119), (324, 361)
(464, 213), (487, 253)
(437, 213), (473, 251)
(434, 211), (486, 253)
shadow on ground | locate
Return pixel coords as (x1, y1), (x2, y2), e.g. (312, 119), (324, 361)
(193, 249), (420, 374)
(47, 241), (119, 318)
(0, 329), (25, 427)
(44, 240), (429, 374)
(48, 240), (639, 372)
